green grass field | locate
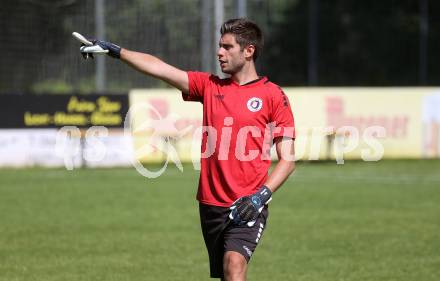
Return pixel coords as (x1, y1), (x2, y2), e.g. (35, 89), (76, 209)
(1, 160), (439, 281)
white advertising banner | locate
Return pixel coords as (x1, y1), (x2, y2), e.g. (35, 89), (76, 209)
(0, 129), (134, 168)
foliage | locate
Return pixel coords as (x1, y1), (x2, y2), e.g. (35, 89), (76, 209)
(1, 0), (439, 94)
(31, 79), (73, 94)
(262, 0), (439, 86)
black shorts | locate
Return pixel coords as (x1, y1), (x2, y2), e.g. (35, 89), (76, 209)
(199, 202), (269, 278)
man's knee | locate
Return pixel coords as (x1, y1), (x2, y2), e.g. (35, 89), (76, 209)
(223, 251), (247, 281)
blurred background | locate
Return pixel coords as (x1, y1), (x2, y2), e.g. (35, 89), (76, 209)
(1, 0), (439, 94)
(1, 0), (439, 165)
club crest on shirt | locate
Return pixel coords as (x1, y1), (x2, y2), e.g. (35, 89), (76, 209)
(247, 97), (263, 112)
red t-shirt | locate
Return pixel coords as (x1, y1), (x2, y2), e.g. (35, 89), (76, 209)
(182, 71), (295, 207)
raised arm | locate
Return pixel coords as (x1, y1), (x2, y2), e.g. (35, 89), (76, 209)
(75, 35), (189, 93)
(120, 49), (189, 93)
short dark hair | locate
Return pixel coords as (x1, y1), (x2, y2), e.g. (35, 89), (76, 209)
(220, 18), (264, 61)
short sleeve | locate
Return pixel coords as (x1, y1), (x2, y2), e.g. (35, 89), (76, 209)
(270, 88), (295, 140)
(181, 71), (211, 103)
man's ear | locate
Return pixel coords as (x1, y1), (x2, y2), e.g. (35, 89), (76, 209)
(244, 45), (255, 60)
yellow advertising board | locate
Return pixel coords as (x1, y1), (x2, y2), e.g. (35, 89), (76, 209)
(129, 89), (203, 163)
(129, 87), (440, 163)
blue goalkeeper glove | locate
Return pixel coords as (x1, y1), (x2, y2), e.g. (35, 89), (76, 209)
(229, 186), (272, 227)
(80, 39), (121, 59)
(73, 32), (121, 59)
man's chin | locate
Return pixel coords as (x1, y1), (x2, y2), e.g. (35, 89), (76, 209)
(221, 68), (233, 75)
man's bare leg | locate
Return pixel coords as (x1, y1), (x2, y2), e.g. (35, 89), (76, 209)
(222, 251), (247, 281)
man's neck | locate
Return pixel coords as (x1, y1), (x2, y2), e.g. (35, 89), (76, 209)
(231, 61), (259, 85)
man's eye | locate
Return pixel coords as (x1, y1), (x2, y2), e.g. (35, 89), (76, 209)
(219, 44), (231, 50)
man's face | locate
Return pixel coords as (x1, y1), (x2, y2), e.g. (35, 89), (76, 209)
(217, 33), (246, 74)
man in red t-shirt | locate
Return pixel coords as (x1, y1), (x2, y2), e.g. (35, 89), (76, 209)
(79, 18), (295, 281)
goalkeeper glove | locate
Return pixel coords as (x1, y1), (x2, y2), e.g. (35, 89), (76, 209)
(229, 186), (272, 227)
(73, 32), (121, 59)
(80, 39), (121, 59)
